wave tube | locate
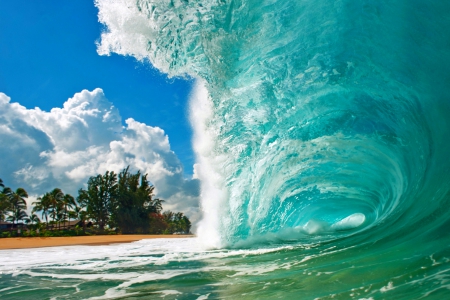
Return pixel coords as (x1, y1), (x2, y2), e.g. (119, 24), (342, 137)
(96, 0), (450, 248)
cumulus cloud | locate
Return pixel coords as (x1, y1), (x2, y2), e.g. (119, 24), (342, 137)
(0, 89), (200, 226)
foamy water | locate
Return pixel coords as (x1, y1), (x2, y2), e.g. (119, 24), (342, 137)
(2, 236), (450, 299)
(0, 238), (303, 299)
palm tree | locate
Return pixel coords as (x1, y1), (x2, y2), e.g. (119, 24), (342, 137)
(62, 194), (76, 229)
(26, 213), (41, 230)
(0, 179), (6, 222)
(6, 188), (28, 228)
(7, 210), (28, 226)
(33, 193), (52, 229)
(0, 196), (7, 222)
(48, 188), (64, 230)
(73, 204), (88, 234)
(0, 187), (10, 222)
(68, 210), (77, 224)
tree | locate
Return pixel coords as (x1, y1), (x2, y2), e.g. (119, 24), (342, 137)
(148, 212), (168, 234)
(62, 194), (76, 229)
(0, 193), (8, 222)
(34, 189), (77, 230)
(74, 167), (191, 235)
(7, 210), (28, 226)
(6, 188), (29, 227)
(26, 213), (41, 230)
(0, 179), (10, 222)
(179, 215), (192, 234)
(139, 174), (163, 214)
(72, 200), (87, 233)
(110, 167), (164, 233)
(78, 171), (118, 231)
(163, 211), (191, 234)
(33, 192), (52, 229)
(47, 188), (64, 230)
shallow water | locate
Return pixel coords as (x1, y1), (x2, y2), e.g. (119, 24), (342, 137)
(2, 237), (450, 299)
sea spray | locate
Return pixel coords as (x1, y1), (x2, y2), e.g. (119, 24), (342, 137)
(189, 80), (226, 248)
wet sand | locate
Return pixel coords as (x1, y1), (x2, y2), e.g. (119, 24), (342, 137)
(0, 235), (193, 250)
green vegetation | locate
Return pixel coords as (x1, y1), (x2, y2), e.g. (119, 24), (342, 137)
(0, 167), (192, 237)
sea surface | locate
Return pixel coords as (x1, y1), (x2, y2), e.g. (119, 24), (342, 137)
(1, 236), (450, 299)
(2, 0), (450, 298)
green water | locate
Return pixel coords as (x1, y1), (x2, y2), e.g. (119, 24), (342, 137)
(2, 234), (450, 299)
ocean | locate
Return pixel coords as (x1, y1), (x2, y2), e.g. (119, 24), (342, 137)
(2, 0), (450, 298)
(1, 236), (450, 299)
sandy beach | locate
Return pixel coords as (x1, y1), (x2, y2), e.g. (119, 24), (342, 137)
(0, 235), (193, 250)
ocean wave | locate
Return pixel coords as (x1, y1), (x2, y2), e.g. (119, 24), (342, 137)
(95, 0), (450, 249)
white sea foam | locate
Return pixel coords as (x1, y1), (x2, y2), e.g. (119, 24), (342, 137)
(331, 213), (366, 231)
(380, 281), (394, 292)
(303, 219), (330, 235)
(1, 237), (313, 299)
(197, 293), (211, 299)
(189, 80), (225, 249)
(0, 237), (296, 275)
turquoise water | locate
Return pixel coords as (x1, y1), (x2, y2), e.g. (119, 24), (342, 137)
(2, 0), (450, 298)
(96, 0), (450, 245)
(2, 236), (450, 299)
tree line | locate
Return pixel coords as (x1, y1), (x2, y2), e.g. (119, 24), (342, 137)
(0, 167), (191, 236)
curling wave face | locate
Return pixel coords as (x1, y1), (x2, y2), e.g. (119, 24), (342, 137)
(96, 0), (450, 250)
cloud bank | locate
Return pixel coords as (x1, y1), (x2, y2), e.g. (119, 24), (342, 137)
(0, 89), (200, 225)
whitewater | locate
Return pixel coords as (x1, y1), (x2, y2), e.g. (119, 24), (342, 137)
(2, 0), (450, 299)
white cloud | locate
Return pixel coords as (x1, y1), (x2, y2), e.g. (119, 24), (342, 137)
(0, 89), (200, 226)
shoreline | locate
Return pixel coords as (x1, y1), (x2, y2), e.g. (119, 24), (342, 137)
(0, 235), (194, 250)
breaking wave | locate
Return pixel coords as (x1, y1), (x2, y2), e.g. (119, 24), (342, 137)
(96, 0), (450, 249)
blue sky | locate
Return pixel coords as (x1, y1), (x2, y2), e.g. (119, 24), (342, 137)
(0, 1), (195, 174)
(0, 1), (201, 221)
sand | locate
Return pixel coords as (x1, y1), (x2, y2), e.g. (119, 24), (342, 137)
(0, 235), (193, 250)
